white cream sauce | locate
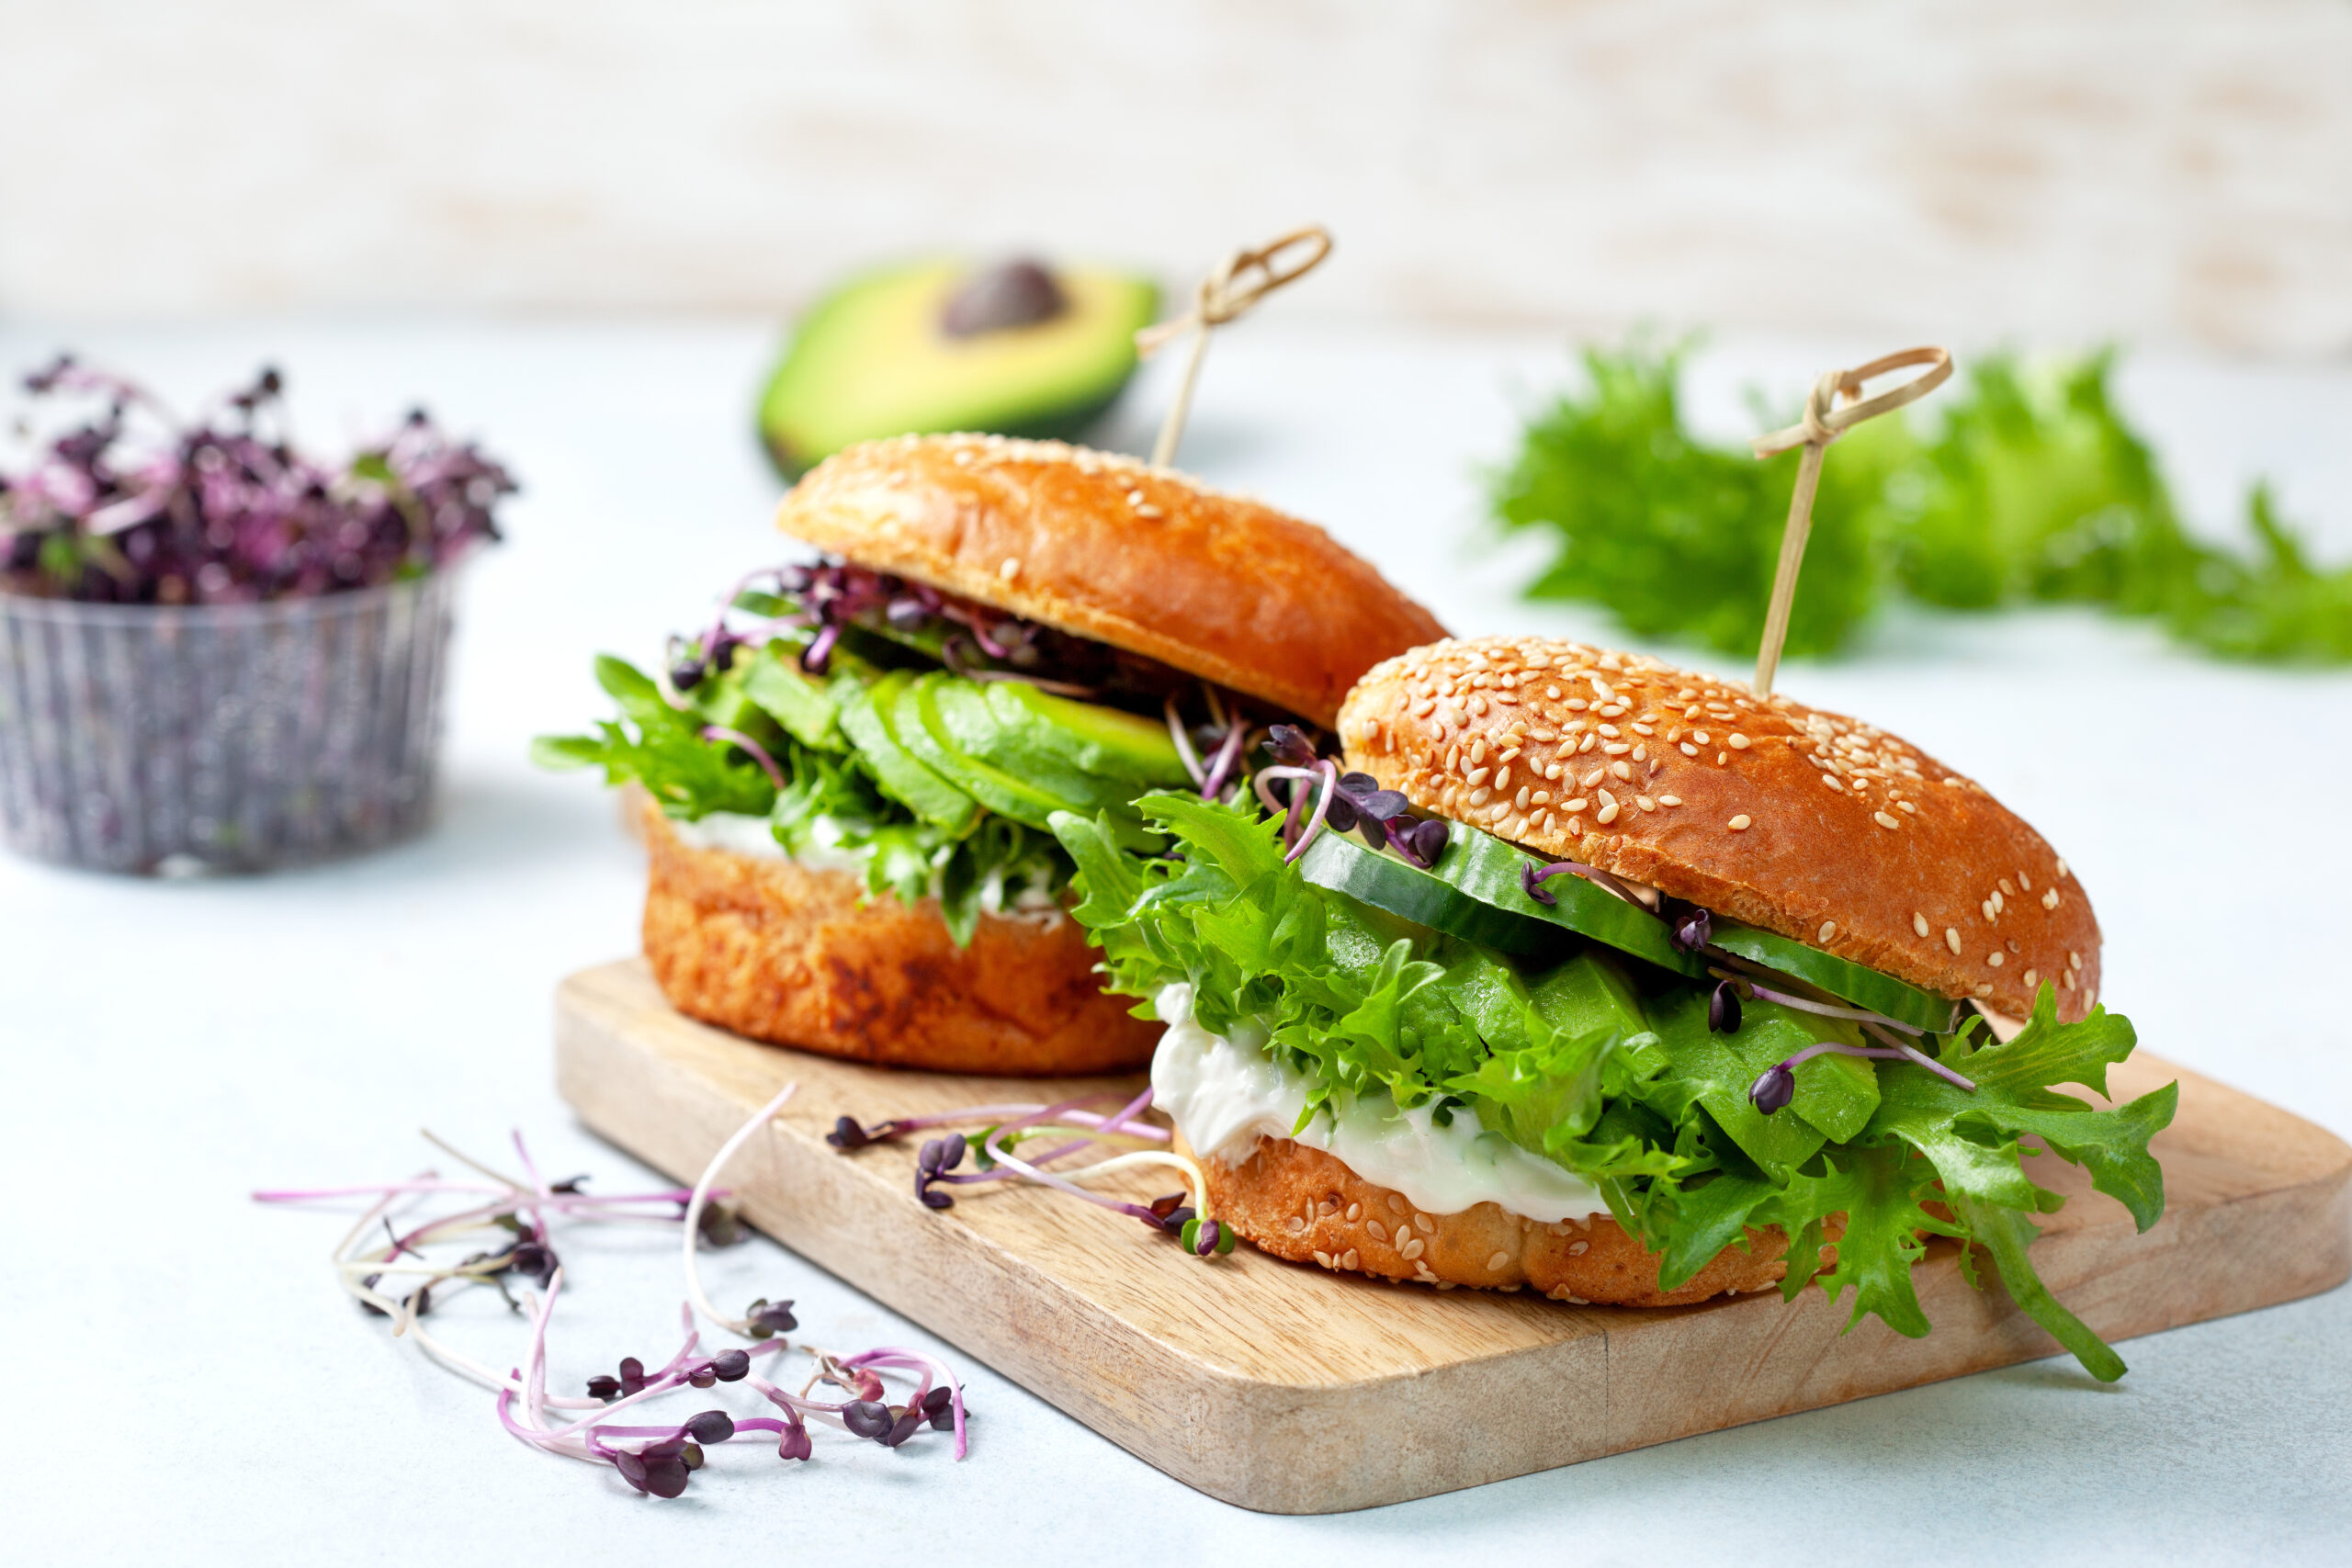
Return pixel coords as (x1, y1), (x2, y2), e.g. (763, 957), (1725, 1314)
(672, 812), (1062, 920)
(1150, 982), (1610, 1223)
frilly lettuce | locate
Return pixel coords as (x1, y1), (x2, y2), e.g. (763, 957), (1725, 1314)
(1055, 792), (2176, 1379)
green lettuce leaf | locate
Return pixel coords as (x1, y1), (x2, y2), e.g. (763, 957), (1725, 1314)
(1061, 795), (2172, 1378)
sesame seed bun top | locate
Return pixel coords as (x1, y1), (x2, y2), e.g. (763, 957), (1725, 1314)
(775, 434), (1448, 728)
(1338, 636), (2103, 1022)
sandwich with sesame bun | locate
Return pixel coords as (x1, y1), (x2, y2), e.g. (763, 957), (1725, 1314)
(535, 434), (1445, 1075)
(1049, 633), (2174, 1378)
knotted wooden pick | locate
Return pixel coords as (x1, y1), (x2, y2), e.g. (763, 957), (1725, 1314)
(1747, 345), (1953, 696)
(1136, 224), (1333, 468)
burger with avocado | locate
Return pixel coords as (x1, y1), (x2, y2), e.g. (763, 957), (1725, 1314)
(536, 433), (1445, 1075)
(1051, 634), (2172, 1377)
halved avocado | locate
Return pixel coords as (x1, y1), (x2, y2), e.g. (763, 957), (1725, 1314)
(758, 258), (1160, 477)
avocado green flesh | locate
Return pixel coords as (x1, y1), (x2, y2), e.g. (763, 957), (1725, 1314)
(984, 682), (1191, 786)
(893, 674), (1080, 829)
(929, 680), (1145, 814)
(1707, 921), (1959, 1033)
(759, 260), (1160, 476)
(835, 672), (980, 834)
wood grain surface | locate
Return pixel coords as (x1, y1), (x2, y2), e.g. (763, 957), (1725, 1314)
(555, 958), (2352, 1515)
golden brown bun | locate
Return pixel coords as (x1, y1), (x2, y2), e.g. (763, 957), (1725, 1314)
(1340, 636), (2102, 1021)
(1204, 1136), (1797, 1305)
(639, 801), (1159, 1075)
(775, 434), (1447, 728)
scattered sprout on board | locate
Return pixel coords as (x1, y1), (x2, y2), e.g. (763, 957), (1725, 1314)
(254, 1083), (968, 1501)
(1490, 340), (2352, 663)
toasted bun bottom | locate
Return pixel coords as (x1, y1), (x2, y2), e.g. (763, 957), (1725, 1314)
(1204, 1135), (1804, 1306)
(640, 801), (1159, 1075)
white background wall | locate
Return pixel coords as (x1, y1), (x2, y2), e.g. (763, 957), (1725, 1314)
(5, 0), (2348, 356)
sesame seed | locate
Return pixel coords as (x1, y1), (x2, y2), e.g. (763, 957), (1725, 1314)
(1913, 911), (1930, 938)
(1545, 685), (1562, 699)
(1416, 1213), (1435, 1234)
(1466, 767), (1490, 787)
(1566, 816), (1584, 834)
(2055, 858), (2069, 878)
(1286, 1216), (1306, 1235)
(1495, 765), (1512, 789)
(1517, 785), (1532, 809)
(1611, 760), (1632, 780)
(1728, 733), (1750, 750)
(1988, 952), (2005, 967)
(1998, 879), (2015, 897)
(1717, 751), (1729, 765)
(1982, 899), (1997, 921)
(1314, 1250), (1333, 1268)
(2024, 969), (2038, 987)
(1598, 725), (1621, 739)
(1991, 889), (2006, 915)
(1346, 1202), (1362, 1221)
(999, 557), (1023, 581)
(1486, 1251), (1511, 1271)
(1819, 920), (1838, 942)
(2007, 939), (2020, 953)
(1875, 811), (1901, 830)
(1341, 1249), (1360, 1270)
(1604, 742), (1632, 756)
(2018, 871), (2033, 891)
(1821, 773), (1844, 791)
(1946, 927), (1962, 954)
(1632, 723), (1655, 737)
(1469, 787), (1492, 806)
(1389, 1194), (1408, 1214)
(1134, 503), (1162, 518)
(1470, 739), (1487, 763)
(1401, 1238), (1425, 1260)
(1636, 795), (1656, 812)
(1659, 795), (1681, 807)
(1679, 742), (1700, 757)
(2069, 950), (2083, 969)
(1564, 797), (1589, 812)
(1567, 1240), (1590, 1257)
(1597, 802), (1621, 825)
(1898, 800), (1917, 814)
(1975, 983), (1994, 997)
(1578, 734), (1598, 753)
(1367, 1218), (1387, 1241)
(1728, 815), (1752, 831)
(1693, 731), (1711, 746)
(2042, 888), (2061, 909)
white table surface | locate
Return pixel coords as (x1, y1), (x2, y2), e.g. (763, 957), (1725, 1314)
(2, 319), (2347, 1565)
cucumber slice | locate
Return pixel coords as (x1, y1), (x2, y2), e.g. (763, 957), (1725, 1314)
(836, 671), (980, 834)
(1707, 921), (1960, 1033)
(1295, 829), (1566, 958)
(1428, 821), (1707, 977)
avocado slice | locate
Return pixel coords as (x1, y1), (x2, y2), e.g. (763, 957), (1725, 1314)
(894, 673), (1081, 828)
(835, 671), (981, 834)
(980, 682), (1191, 787)
(758, 257), (1159, 476)
(925, 680), (1164, 814)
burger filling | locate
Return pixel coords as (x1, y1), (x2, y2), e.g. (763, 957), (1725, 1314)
(535, 558), (1295, 943)
(1055, 789), (2171, 1382)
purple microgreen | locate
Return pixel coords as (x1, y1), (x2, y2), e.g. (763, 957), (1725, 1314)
(1747, 1041), (1914, 1113)
(1669, 906), (1713, 953)
(701, 726), (787, 792)
(744, 1297), (797, 1339)
(1282, 761), (1341, 864)
(1164, 695), (1208, 787)
(825, 1115), (907, 1150)
(842, 1401), (894, 1441)
(1863, 1021), (1979, 1094)
(1263, 723), (1317, 768)
(1198, 701), (1251, 803)
(915, 1134), (969, 1208)
(1736, 979), (1925, 1037)
(3, 357), (511, 604)
(1707, 979), (1743, 1033)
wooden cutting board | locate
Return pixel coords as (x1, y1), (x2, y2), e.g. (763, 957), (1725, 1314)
(555, 958), (2351, 1515)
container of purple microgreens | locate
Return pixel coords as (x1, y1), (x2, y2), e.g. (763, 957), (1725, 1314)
(0, 358), (512, 874)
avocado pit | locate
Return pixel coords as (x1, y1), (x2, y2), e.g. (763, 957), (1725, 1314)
(940, 259), (1069, 338)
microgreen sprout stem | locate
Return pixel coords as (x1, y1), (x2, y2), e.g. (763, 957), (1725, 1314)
(831, 1089), (1225, 1257)
(260, 1106), (974, 1499)
(700, 726), (788, 792)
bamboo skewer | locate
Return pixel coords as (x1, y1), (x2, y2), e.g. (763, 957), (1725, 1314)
(1747, 346), (1954, 696)
(1136, 225), (1333, 469)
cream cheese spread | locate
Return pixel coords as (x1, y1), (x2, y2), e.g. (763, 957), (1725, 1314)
(1150, 982), (1610, 1223)
(671, 811), (1063, 920)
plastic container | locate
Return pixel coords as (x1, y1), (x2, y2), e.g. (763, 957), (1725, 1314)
(0, 570), (460, 874)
